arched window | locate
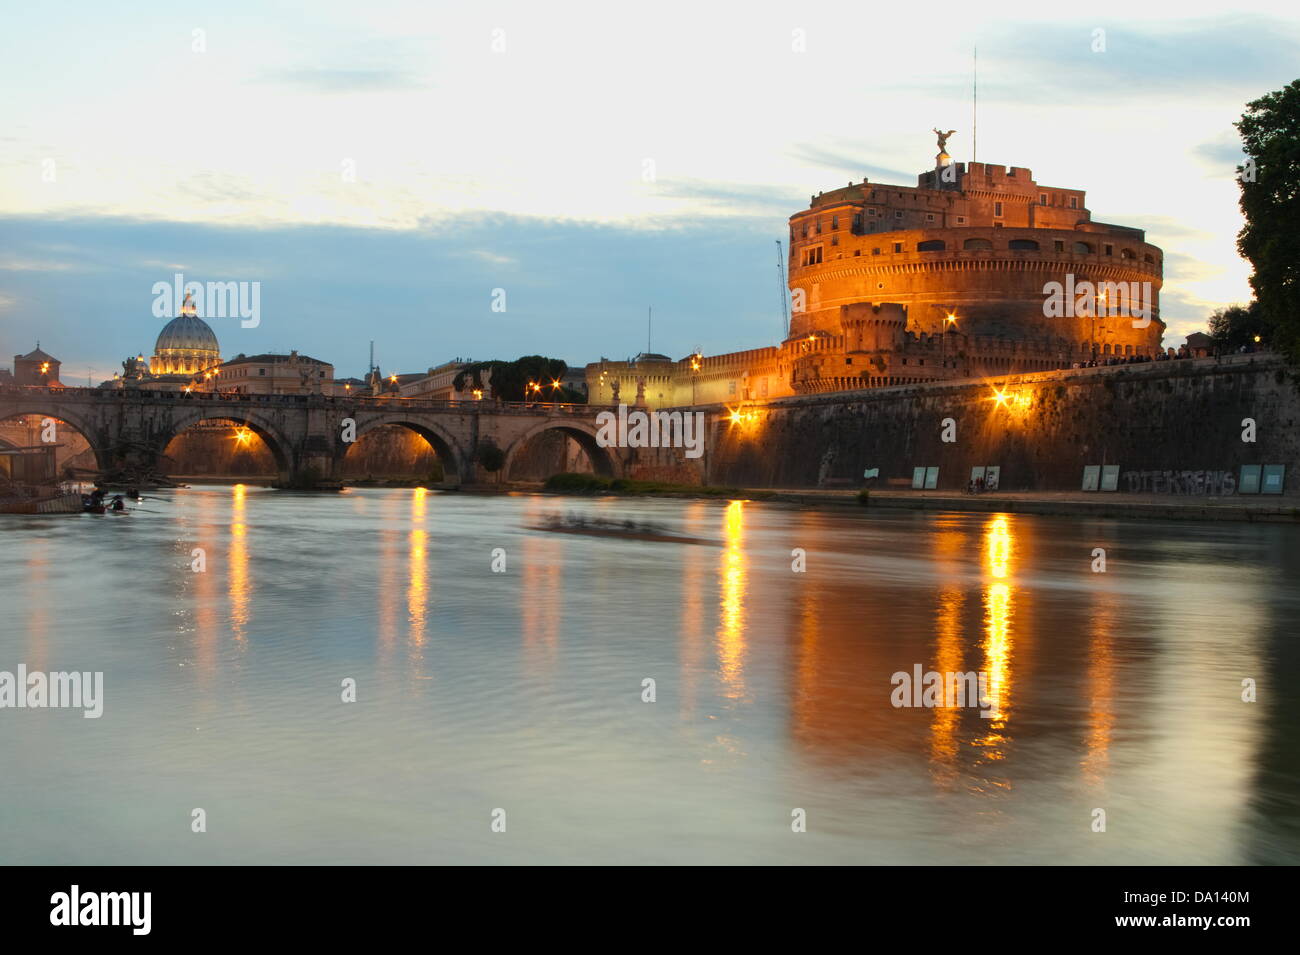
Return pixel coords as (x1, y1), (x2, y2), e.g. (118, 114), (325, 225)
(1143, 253), (1154, 263)
(1073, 241), (1093, 254)
(963, 237), (993, 251)
(917, 239), (945, 251)
(1008, 239), (1039, 251)
(1120, 248), (1135, 259)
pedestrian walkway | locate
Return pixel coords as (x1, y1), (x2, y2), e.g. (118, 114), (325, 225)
(753, 487), (1300, 523)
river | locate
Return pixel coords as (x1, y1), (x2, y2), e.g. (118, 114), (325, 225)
(1, 486), (1296, 864)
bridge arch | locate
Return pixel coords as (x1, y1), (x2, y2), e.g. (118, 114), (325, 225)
(0, 402), (110, 473)
(342, 413), (469, 483)
(163, 407), (296, 481)
(503, 418), (621, 480)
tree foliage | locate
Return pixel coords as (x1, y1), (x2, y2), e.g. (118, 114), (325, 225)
(1235, 79), (1300, 362)
(476, 440), (505, 473)
(453, 355), (580, 402)
(1207, 302), (1269, 352)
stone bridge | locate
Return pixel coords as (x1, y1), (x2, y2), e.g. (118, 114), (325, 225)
(0, 387), (644, 485)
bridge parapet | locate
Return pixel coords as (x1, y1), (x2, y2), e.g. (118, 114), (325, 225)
(0, 386), (635, 486)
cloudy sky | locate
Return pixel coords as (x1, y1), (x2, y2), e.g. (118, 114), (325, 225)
(2, 0), (1296, 382)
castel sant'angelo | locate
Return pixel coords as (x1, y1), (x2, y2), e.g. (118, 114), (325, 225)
(586, 132), (1166, 408)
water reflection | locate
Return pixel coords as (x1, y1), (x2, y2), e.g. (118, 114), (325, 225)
(521, 532), (562, 672)
(929, 525), (966, 780)
(976, 515), (1015, 762)
(228, 483), (250, 644)
(407, 488), (428, 655)
(1082, 598), (1116, 787)
(192, 489), (218, 678)
(716, 500), (748, 701)
(4, 487), (1295, 864)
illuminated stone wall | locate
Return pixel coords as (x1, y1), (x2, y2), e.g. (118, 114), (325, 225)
(663, 355), (1298, 493)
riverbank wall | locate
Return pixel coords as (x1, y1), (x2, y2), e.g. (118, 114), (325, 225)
(642, 353), (1300, 496)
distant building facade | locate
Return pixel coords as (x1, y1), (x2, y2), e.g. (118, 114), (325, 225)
(12, 346), (62, 387)
(207, 351), (336, 395)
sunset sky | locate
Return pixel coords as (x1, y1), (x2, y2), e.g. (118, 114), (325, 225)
(3, 0), (1297, 382)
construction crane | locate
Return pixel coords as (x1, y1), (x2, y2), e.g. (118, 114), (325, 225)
(775, 239), (789, 337)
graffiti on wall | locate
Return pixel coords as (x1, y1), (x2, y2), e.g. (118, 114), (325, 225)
(1121, 470), (1236, 495)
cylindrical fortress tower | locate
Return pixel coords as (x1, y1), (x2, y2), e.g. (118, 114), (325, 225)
(787, 161), (1165, 372)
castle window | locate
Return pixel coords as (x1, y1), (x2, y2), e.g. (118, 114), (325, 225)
(1054, 240), (1065, 252)
(926, 213), (935, 222)
(893, 242), (903, 253)
(1074, 241), (1093, 254)
(1104, 244), (1113, 256)
(1039, 194), (1048, 205)
(872, 248), (880, 255)
(994, 201), (1003, 217)
(1008, 239), (1039, 251)
(1120, 248), (1135, 259)
(832, 215), (838, 229)
(1069, 197), (1078, 209)
(963, 238), (993, 250)
(831, 235), (838, 246)
(801, 246), (823, 266)
(956, 216), (966, 224)
(868, 207), (877, 216)
(917, 239), (945, 251)
(894, 210), (903, 219)
(854, 249), (861, 256)
(1143, 253), (1154, 263)
(846, 358), (853, 365)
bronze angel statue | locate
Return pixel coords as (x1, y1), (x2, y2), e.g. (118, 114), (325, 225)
(933, 128), (956, 153)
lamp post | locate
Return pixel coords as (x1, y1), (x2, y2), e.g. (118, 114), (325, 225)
(690, 351), (702, 405)
(943, 310), (957, 373)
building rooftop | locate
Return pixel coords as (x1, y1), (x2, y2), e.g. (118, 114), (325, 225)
(221, 352), (331, 367)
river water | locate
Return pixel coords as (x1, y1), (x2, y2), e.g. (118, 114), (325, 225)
(1, 486), (1297, 865)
